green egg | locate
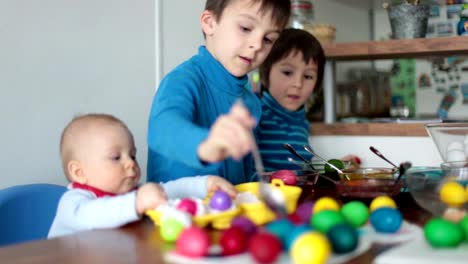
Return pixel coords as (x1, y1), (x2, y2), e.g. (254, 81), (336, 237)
(341, 201), (369, 227)
(311, 210), (346, 233)
(460, 216), (468, 242)
(326, 224), (359, 254)
(424, 218), (464, 248)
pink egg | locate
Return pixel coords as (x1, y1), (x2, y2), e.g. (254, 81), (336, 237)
(177, 198), (198, 216)
(220, 226), (248, 255)
(248, 232), (282, 264)
(176, 226), (210, 257)
(270, 170), (297, 185)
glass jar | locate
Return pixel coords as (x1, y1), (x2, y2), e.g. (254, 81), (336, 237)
(289, 0), (314, 29)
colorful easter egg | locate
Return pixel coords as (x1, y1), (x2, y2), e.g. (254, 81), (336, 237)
(177, 198), (198, 216)
(285, 224), (311, 250)
(370, 207), (402, 233)
(326, 224), (358, 254)
(176, 227), (210, 257)
(341, 201), (369, 227)
(248, 232), (282, 264)
(231, 216), (257, 236)
(424, 218), (464, 248)
(160, 218), (185, 242)
(290, 232), (331, 264)
(265, 218), (294, 246)
(295, 201), (315, 224)
(311, 210), (346, 233)
(210, 190), (232, 211)
(220, 226), (248, 255)
(271, 170), (297, 185)
(460, 216), (468, 242)
(313, 197), (340, 213)
(440, 181), (466, 208)
(369, 196), (397, 212)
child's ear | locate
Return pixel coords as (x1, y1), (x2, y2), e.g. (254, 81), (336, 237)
(201, 10), (216, 36)
(68, 160), (87, 184)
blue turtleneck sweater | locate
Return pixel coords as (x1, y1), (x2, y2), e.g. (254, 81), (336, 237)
(147, 46), (261, 185)
(257, 92), (312, 171)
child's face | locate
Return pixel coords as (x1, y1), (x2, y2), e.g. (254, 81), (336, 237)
(78, 123), (141, 194)
(268, 50), (318, 112)
(203, 0), (282, 77)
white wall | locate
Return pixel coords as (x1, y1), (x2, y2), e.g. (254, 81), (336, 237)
(0, 0), (155, 188)
(160, 0), (204, 76)
(310, 136), (443, 168)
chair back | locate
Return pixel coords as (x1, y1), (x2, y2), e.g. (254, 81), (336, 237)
(0, 183), (67, 247)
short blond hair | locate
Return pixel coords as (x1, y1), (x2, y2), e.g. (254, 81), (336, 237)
(59, 113), (130, 181)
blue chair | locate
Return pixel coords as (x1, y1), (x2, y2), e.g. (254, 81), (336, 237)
(0, 183), (67, 247)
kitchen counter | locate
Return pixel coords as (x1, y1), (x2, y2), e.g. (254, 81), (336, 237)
(311, 122), (429, 137)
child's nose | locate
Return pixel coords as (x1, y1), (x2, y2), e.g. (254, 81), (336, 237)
(248, 35), (263, 51)
(293, 75), (303, 88)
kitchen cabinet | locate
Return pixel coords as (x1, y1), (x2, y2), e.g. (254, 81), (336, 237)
(321, 36), (468, 123)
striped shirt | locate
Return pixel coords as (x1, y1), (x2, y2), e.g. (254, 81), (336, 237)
(257, 92), (313, 172)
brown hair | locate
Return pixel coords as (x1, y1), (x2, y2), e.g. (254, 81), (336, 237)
(59, 113), (130, 181)
(204, 0), (291, 29)
(259, 28), (325, 94)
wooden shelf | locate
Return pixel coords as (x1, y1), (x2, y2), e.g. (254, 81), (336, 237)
(311, 123), (429, 137)
(323, 36), (468, 60)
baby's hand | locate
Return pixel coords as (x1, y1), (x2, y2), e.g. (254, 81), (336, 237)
(206, 175), (237, 199)
(341, 154), (362, 169)
(198, 102), (256, 163)
(135, 183), (167, 215)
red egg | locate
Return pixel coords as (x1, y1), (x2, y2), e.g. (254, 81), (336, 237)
(177, 198), (198, 216)
(220, 226), (248, 255)
(270, 170), (297, 185)
(248, 232), (282, 264)
(176, 227), (210, 257)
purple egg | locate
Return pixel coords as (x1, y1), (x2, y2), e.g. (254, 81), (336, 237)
(295, 201), (315, 224)
(209, 190), (232, 211)
(231, 216), (257, 235)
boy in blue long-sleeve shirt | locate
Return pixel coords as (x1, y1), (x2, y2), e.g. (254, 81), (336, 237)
(147, 0), (291, 184)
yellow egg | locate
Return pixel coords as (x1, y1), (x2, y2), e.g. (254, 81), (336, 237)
(290, 232), (331, 264)
(313, 197), (340, 213)
(440, 181), (466, 207)
(370, 196), (397, 212)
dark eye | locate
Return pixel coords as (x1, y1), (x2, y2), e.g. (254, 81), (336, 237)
(240, 26), (251, 32)
(282, 70), (292, 76)
(111, 155), (121, 161)
(263, 37), (273, 45)
(305, 75), (315, 80)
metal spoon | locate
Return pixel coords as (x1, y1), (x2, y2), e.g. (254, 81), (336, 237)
(303, 145), (345, 174)
(283, 143), (315, 170)
(369, 146), (398, 169)
(394, 161), (412, 185)
(235, 99), (288, 217)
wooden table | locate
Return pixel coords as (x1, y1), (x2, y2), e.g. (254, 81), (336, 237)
(0, 192), (432, 264)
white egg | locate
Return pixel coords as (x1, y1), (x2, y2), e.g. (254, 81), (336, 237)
(447, 141), (464, 152)
(446, 149), (466, 162)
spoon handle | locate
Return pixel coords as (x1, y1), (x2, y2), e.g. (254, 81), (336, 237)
(369, 146), (399, 169)
(283, 143), (315, 170)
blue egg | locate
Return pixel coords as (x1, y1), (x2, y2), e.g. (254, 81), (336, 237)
(285, 224), (311, 250)
(265, 219), (294, 246)
(370, 207), (403, 233)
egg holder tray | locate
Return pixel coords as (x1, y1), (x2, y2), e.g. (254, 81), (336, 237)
(145, 179), (303, 229)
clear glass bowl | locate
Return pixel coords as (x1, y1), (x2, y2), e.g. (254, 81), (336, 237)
(405, 166), (468, 216)
(425, 122), (468, 162)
